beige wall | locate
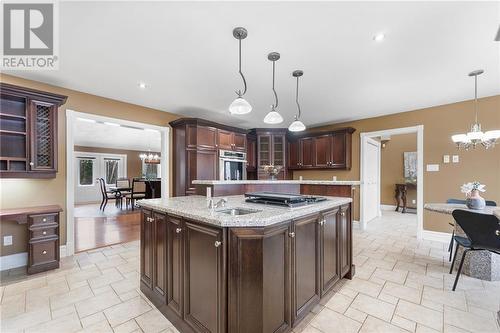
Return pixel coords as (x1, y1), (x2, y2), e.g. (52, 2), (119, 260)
(294, 95), (500, 233)
(380, 133), (417, 207)
(0, 74), (179, 256)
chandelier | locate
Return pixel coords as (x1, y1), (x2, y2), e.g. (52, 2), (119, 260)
(139, 151), (160, 164)
(451, 70), (500, 149)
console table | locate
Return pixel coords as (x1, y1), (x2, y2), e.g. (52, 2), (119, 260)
(0, 205), (62, 274)
(395, 183), (416, 213)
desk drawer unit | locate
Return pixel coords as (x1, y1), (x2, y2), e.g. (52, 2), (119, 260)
(27, 212), (60, 274)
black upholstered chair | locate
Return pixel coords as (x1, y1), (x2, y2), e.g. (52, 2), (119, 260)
(449, 210), (500, 291)
(446, 198), (497, 261)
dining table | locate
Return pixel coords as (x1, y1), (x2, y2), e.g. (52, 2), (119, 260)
(107, 186), (132, 208)
(424, 203), (500, 281)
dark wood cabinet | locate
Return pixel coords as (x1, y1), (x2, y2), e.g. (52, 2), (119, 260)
(167, 215), (183, 317)
(27, 211), (60, 274)
(246, 134), (257, 171)
(153, 212), (167, 300)
(141, 209), (154, 289)
(184, 221), (225, 333)
(0, 83), (67, 178)
(319, 208), (340, 296)
(338, 204), (352, 277)
(291, 215), (320, 325)
(287, 128), (355, 172)
(170, 118), (247, 196)
(251, 129), (288, 180)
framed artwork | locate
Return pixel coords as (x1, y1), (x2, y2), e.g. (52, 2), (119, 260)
(404, 151), (417, 182)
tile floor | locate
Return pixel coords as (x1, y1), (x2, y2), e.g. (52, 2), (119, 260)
(1, 211), (499, 333)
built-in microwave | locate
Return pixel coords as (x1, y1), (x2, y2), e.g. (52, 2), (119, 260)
(219, 150), (247, 180)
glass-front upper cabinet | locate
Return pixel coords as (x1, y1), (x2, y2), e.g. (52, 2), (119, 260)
(258, 135), (271, 167)
(272, 135), (285, 167)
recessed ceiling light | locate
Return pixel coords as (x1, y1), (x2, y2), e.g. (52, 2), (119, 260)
(373, 33), (385, 42)
(77, 117), (96, 123)
(104, 122), (120, 127)
(138, 82), (147, 89)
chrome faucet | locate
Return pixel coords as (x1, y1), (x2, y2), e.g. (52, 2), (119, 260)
(208, 197), (228, 210)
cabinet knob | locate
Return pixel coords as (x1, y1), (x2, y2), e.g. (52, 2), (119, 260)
(176, 228), (182, 233)
(30, 162), (34, 166)
(289, 232), (295, 238)
(42, 218), (47, 222)
(214, 241), (222, 247)
(341, 212), (345, 216)
(42, 250), (47, 255)
(318, 219), (325, 226)
(42, 231), (47, 235)
(496, 230), (500, 236)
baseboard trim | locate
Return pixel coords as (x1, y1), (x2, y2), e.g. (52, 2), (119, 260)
(1, 245), (68, 271)
(380, 204), (397, 211)
(422, 230), (452, 243)
(0, 252), (27, 271)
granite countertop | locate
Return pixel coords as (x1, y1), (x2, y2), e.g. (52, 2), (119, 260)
(192, 180), (361, 186)
(424, 203), (500, 216)
(137, 195), (352, 227)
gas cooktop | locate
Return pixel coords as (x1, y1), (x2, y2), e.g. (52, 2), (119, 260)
(244, 192), (327, 208)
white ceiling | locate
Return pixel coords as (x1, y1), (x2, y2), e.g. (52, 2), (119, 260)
(7, 2), (500, 129)
(74, 119), (161, 152)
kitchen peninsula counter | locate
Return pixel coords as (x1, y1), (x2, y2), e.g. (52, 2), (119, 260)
(137, 195), (354, 333)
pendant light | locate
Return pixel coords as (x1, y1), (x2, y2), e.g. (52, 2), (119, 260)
(264, 52), (284, 124)
(451, 70), (500, 149)
(229, 27), (252, 115)
(288, 70), (306, 132)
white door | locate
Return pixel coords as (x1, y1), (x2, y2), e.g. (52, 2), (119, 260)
(362, 137), (381, 226)
(74, 152), (126, 204)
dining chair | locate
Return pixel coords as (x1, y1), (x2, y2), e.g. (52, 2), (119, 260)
(125, 179), (146, 210)
(449, 209), (500, 291)
(115, 178), (131, 206)
(98, 178), (119, 210)
(446, 198), (497, 261)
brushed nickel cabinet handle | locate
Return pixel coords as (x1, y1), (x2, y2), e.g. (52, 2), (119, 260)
(289, 232), (295, 238)
(214, 241), (222, 247)
(42, 250), (47, 255)
(318, 219), (325, 226)
(176, 228), (182, 233)
(341, 212), (345, 216)
(496, 230), (500, 236)
(42, 231), (47, 235)
(30, 162), (34, 166)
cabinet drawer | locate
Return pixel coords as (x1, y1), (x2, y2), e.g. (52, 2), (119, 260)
(30, 225), (58, 239)
(29, 213), (58, 226)
(30, 238), (58, 266)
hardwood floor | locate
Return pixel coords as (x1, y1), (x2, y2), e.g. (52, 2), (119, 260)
(75, 203), (140, 253)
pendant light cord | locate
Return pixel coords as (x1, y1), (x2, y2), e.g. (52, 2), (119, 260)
(272, 60), (278, 109)
(474, 74), (478, 124)
(236, 38), (247, 97)
(295, 76), (301, 119)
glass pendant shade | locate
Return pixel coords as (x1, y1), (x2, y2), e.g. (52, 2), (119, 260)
(484, 130), (500, 140)
(288, 119), (306, 132)
(263, 110), (284, 124)
(229, 97), (252, 115)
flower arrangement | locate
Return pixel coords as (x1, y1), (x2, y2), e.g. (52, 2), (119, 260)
(262, 165), (283, 180)
(460, 181), (486, 196)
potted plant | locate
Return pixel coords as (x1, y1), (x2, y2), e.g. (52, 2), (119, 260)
(460, 181), (486, 209)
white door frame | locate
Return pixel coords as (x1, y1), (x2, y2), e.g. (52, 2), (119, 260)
(361, 137), (382, 223)
(66, 110), (170, 256)
(360, 125), (424, 240)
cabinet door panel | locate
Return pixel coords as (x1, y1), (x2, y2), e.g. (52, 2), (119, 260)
(30, 100), (56, 171)
(258, 135), (271, 167)
(272, 135), (285, 167)
(314, 135), (331, 167)
(339, 205), (351, 276)
(197, 149), (217, 181)
(331, 132), (346, 168)
(198, 126), (217, 149)
(233, 133), (246, 151)
(300, 138), (314, 167)
(153, 212), (167, 299)
(217, 129), (233, 150)
(246, 136), (256, 169)
(167, 216), (183, 316)
(184, 221), (224, 333)
(292, 215), (320, 323)
(141, 210), (154, 289)
(288, 140), (299, 169)
(321, 209), (340, 296)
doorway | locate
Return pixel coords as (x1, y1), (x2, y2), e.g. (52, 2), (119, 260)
(360, 125), (424, 240)
(66, 110), (170, 255)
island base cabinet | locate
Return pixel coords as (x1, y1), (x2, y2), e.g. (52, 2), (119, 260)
(141, 210), (154, 290)
(184, 221), (226, 333)
(319, 208), (340, 296)
(339, 204), (353, 278)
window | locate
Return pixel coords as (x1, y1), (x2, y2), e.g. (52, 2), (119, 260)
(79, 158), (94, 186)
(105, 158), (120, 185)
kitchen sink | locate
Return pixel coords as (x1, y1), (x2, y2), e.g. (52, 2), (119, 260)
(216, 208), (261, 216)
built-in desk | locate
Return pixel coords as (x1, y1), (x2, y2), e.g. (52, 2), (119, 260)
(1, 205), (62, 274)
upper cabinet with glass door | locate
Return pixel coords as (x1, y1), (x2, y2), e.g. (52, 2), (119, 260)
(251, 128), (287, 180)
(0, 83), (67, 178)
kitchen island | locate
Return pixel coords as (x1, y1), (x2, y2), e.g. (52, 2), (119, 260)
(138, 195), (354, 333)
